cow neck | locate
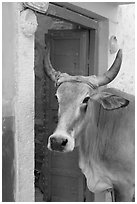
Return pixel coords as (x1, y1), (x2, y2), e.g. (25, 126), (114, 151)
(78, 99), (101, 162)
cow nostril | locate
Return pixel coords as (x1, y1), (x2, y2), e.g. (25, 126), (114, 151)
(50, 137), (56, 144)
(61, 139), (68, 146)
(50, 137), (68, 151)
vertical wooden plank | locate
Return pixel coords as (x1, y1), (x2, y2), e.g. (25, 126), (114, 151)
(97, 20), (109, 75)
(89, 29), (97, 75)
(89, 20), (109, 77)
(79, 30), (89, 75)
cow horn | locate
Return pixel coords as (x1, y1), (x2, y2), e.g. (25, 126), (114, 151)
(96, 49), (122, 87)
(43, 43), (61, 83)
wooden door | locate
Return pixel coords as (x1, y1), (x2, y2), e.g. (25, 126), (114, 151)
(40, 30), (94, 201)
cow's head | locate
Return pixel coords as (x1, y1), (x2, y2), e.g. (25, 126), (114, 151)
(43, 45), (128, 153)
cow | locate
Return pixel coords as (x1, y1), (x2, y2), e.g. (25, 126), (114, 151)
(43, 45), (135, 202)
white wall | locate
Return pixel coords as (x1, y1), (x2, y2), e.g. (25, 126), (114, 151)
(108, 5), (135, 95)
(14, 7), (35, 201)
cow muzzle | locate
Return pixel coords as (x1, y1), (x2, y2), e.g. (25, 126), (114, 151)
(48, 133), (75, 152)
(50, 137), (68, 151)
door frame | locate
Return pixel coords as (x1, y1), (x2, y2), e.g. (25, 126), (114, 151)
(15, 2), (109, 201)
(24, 2), (109, 76)
(45, 3), (109, 76)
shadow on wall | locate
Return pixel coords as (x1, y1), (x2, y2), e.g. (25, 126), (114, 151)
(2, 115), (15, 201)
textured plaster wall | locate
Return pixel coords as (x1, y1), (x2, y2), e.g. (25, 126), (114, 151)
(108, 5), (135, 95)
(14, 7), (35, 201)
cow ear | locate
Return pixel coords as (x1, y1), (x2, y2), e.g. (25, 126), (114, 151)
(91, 92), (129, 110)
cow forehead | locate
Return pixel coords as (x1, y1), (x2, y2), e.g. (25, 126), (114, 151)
(56, 82), (91, 102)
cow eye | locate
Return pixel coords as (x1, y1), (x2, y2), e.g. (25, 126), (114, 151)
(82, 96), (90, 104)
(80, 97), (90, 112)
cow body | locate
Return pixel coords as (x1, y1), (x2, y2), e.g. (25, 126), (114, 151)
(48, 83), (135, 202)
(45, 48), (134, 202)
(78, 88), (135, 201)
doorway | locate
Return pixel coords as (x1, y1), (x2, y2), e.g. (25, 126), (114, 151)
(34, 12), (98, 202)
